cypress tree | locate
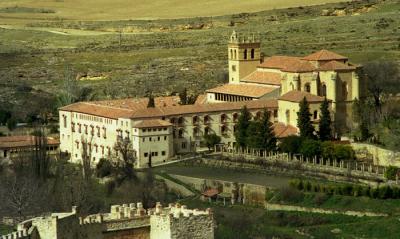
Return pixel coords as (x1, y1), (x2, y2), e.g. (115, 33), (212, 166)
(147, 94), (155, 108)
(297, 97), (315, 139)
(259, 110), (277, 151)
(235, 106), (251, 148)
(318, 98), (332, 141)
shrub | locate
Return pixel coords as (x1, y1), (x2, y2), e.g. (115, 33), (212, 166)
(279, 135), (303, 154)
(340, 184), (353, 196)
(369, 187), (379, 198)
(314, 193), (328, 206)
(353, 185), (363, 197)
(385, 166), (398, 180)
(300, 139), (321, 158)
(279, 187), (304, 203)
(333, 145), (355, 161)
(304, 181), (312, 191)
(6, 117), (17, 131)
(96, 158), (113, 178)
(321, 141), (335, 159)
(378, 186), (392, 199)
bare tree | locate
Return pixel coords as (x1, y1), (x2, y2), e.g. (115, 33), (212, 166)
(113, 137), (136, 180)
(80, 136), (93, 182)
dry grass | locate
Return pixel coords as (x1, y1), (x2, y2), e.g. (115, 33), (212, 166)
(0, 0), (348, 22)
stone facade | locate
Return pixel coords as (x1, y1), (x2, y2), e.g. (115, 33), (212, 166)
(352, 142), (400, 167)
(1, 203), (214, 239)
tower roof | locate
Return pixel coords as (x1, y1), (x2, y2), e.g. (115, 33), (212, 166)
(302, 49), (348, 61)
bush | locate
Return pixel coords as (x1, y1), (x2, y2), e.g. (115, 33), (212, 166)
(333, 145), (355, 161)
(321, 141), (335, 159)
(279, 135), (303, 154)
(378, 186), (392, 199)
(300, 139), (321, 158)
(385, 166), (398, 180)
(314, 193), (328, 206)
(279, 187), (304, 203)
(96, 158), (113, 178)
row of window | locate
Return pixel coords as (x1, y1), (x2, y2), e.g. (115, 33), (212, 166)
(229, 48), (256, 60)
(142, 127), (168, 133)
(142, 136), (168, 142)
(143, 151), (166, 157)
(71, 122), (108, 139)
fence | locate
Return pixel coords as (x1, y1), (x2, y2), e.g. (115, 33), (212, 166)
(215, 146), (386, 180)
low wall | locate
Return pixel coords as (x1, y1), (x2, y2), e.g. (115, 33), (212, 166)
(265, 203), (388, 217)
(155, 175), (195, 197)
(352, 143), (400, 167)
(170, 174), (266, 206)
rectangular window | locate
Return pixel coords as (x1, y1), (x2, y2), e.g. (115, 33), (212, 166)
(144, 153), (148, 157)
(164, 136), (167, 140)
(232, 65), (236, 72)
(162, 151), (166, 156)
(143, 138), (145, 142)
(182, 142), (186, 149)
(158, 136), (160, 141)
(149, 137), (152, 141)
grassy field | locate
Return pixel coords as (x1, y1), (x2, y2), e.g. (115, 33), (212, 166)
(0, 0), (349, 22)
(0, 0), (399, 120)
(180, 197), (400, 239)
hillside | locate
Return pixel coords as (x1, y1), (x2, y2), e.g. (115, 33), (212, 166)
(0, 0), (399, 121)
(0, 0), (349, 22)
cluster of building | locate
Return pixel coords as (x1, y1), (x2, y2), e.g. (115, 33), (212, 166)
(0, 202), (214, 239)
(58, 31), (362, 168)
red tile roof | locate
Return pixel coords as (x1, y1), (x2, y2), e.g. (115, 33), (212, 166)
(206, 84), (277, 98)
(273, 123), (298, 138)
(60, 96), (181, 119)
(130, 99), (278, 119)
(91, 96), (180, 109)
(302, 49), (348, 61)
(259, 56), (316, 73)
(318, 60), (357, 71)
(133, 119), (172, 128)
(202, 188), (219, 197)
(0, 136), (59, 149)
(241, 71), (282, 85)
(278, 91), (327, 103)
(194, 94), (207, 105)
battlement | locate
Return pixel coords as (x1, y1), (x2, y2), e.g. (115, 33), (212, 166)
(229, 30), (260, 44)
(0, 229), (29, 239)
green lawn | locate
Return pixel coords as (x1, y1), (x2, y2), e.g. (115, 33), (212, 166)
(179, 197), (398, 239)
(0, 224), (13, 236)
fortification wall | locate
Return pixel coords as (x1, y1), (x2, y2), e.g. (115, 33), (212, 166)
(149, 203), (214, 239)
(352, 143), (400, 167)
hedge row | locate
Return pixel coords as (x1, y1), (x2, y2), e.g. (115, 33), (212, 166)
(289, 179), (400, 200)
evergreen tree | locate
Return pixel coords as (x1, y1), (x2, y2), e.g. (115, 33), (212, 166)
(245, 110), (277, 151)
(147, 94), (155, 108)
(259, 110), (277, 151)
(235, 106), (251, 148)
(318, 98), (332, 141)
(297, 97), (315, 139)
(179, 88), (188, 105)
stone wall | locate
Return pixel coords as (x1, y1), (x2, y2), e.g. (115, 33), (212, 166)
(155, 175), (195, 197)
(149, 203), (214, 239)
(170, 174), (267, 206)
(352, 142), (400, 167)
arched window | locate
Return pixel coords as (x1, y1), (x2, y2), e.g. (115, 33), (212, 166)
(193, 127), (199, 137)
(220, 114), (227, 123)
(286, 110), (290, 125)
(230, 49), (233, 59)
(322, 84), (327, 97)
(304, 83), (311, 93)
(251, 49), (255, 59)
(221, 125), (228, 135)
(234, 50), (237, 59)
(290, 82), (295, 91)
(178, 129), (184, 138)
(192, 116), (198, 124)
(178, 117), (184, 125)
(233, 113), (239, 122)
(243, 49), (247, 60)
(255, 111), (262, 120)
(313, 110), (318, 120)
(63, 115), (67, 128)
(204, 127), (210, 135)
(204, 115), (210, 124)
(342, 82), (348, 100)
(170, 117), (176, 124)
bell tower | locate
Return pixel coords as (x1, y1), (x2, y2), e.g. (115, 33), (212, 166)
(228, 31), (261, 84)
